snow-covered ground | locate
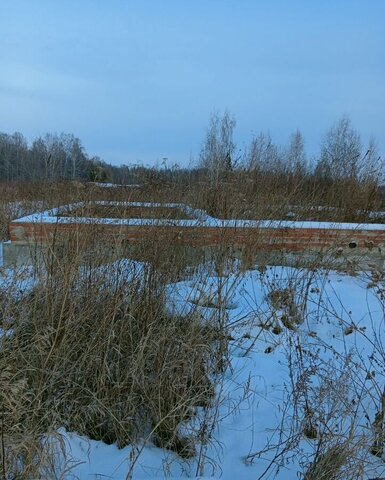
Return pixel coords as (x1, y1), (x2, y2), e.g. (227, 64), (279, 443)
(1, 262), (385, 479)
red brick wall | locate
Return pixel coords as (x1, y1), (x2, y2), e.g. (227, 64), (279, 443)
(9, 221), (385, 255)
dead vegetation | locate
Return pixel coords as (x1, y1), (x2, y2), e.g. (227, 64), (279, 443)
(0, 232), (228, 477)
(0, 169), (384, 478)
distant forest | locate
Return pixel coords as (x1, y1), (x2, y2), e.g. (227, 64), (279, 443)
(0, 115), (383, 188)
(0, 131), (134, 183)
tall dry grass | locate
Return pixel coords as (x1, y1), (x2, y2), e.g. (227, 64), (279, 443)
(0, 220), (232, 478)
(1, 170), (384, 243)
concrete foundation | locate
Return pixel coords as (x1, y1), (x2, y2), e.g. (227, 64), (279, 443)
(2, 242), (49, 268)
(2, 240), (383, 272)
(3, 201), (385, 272)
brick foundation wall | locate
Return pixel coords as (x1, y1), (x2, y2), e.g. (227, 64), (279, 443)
(9, 221), (385, 257)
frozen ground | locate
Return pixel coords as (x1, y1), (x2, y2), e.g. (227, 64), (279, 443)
(1, 261), (385, 479)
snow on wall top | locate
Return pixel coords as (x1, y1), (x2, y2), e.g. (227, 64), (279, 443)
(10, 201), (385, 231)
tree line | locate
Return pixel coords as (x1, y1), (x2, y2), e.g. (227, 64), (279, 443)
(0, 115), (383, 193)
(0, 132), (124, 183)
(194, 112), (385, 216)
(198, 111), (383, 185)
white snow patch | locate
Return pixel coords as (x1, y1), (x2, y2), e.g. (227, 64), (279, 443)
(2, 263), (385, 478)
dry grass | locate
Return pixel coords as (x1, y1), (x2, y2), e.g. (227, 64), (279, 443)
(0, 176), (384, 478)
(59, 204), (192, 220)
(1, 172), (384, 243)
(304, 444), (349, 480)
(0, 225), (224, 477)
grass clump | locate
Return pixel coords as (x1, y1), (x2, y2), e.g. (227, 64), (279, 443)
(0, 246), (217, 477)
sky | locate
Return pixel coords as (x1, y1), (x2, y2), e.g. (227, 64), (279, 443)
(0, 0), (384, 167)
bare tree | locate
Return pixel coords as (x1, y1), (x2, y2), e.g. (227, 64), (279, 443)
(246, 132), (271, 172)
(362, 136), (384, 184)
(246, 132), (284, 175)
(199, 111), (236, 185)
(287, 130), (307, 175)
(316, 116), (361, 181)
(0, 132), (29, 181)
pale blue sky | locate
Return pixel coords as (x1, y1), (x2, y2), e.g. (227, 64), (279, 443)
(0, 1), (384, 166)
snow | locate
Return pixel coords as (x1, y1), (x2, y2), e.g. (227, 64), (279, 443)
(1, 259), (385, 478)
(11, 201), (216, 227)
(0, 264), (35, 299)
(221, 218), (385, 231)
(10, 201), (385, 231)
(92, 182), (141, 188)
(45, 266), (385, 477)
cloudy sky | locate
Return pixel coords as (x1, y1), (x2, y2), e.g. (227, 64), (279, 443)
(0, 0), (384, 166)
